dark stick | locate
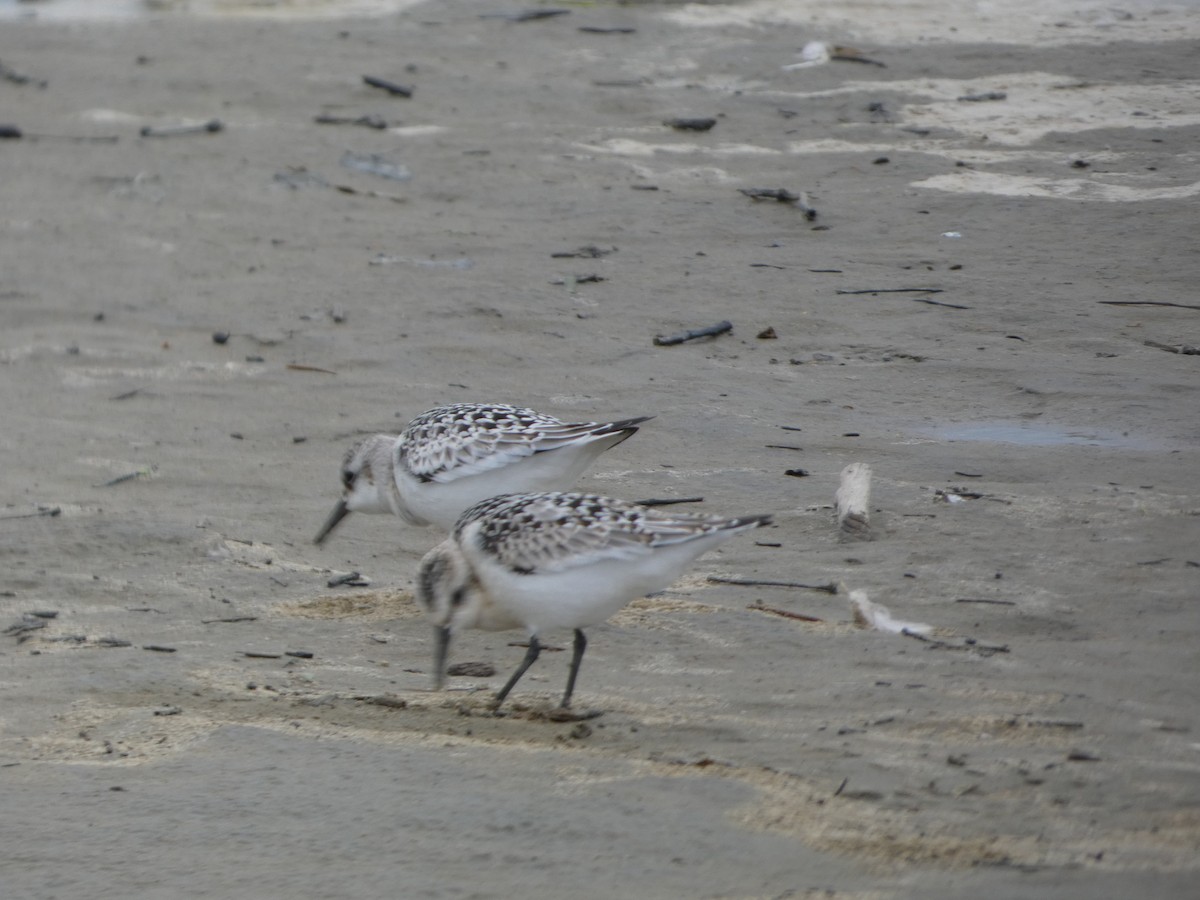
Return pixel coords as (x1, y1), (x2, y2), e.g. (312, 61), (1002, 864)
(1145, 339), (1200, 355)
(954, 598), (1017, 606)
(635, 497), (704, 507)
(654, 320), (732, 346)
(836, 288), (944, 295)
(1100, 300), (1200, 311)
(362, 75), (414, 98)
(94, 468), (155, 488)
(17, 130), (120, 143)
(708, 575), (838, 593)
(738, 187), (817, 219)
(831, 53), (886, 67)
(911, 297), (970, 309)
(0, 506), (61, 521)
(664, 117), (717, 131)
(740, 187), (797, 202)
(481, 9), (570, 21)
(314, 113), (388, 129)
(901, 629), (1010, 654)
(0, 62), (46, 87)
(140, 119), (223, 138)
(748, 602), (823, 623)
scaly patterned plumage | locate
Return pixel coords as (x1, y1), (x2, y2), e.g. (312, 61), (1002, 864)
(313, 404), (649, 545)
(416, 491), (772, 711)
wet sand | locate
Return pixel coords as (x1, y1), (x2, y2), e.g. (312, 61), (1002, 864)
(1, 2), (1198, 897)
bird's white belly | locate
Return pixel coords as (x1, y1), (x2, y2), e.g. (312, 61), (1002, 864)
(476, 539), (722, 634)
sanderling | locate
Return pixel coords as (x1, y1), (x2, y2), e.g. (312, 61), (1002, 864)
(314, 403), (650, 545)
(415, 491), (772, 711)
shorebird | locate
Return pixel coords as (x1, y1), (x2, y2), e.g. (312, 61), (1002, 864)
(415, 491), (772, 711)
(314, 403), (650, 546)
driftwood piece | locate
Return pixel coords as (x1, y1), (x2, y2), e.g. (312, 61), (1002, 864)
(835, 462), (872, 540)
(653, 320), (732, 346)
(1145, 339), (1200, 355)
(362, 75), (414, 98)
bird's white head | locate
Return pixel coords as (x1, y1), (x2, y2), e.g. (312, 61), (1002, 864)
(415, 540), (489, 690)
(313, 434), (399, 545)
(414, 541), (485, 631)
(341, 434), (400, 515)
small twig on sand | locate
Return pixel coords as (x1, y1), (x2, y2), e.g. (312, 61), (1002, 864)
(328, 572), (370, 588)
(480, 8), (570, 22)
(837, 288), (968, 309)
(747, 601), (823, 622)
(4, 615), (49, 642)
(286, 363), (337, 375)
(654, 320), (732, 346)
(140, 119), (223, 138)
(314, 113), (388, 129)
(708, 575), (838, 593)
(635, 497), (704, 507)
(911, 296), (970, 309)
(0, 61), (47, 87)
(739, 188), (817, 220)
(902, 628), (1009, 655)
(0, 506), (61, 521)
(955, 598), (1016, 606)
(94, 467), (156, 488)
(362, 75), (414, 97)
(664, 117), (716, 132)
(836, 288), (944, 295)
(1144, 340), (1200, 355)
(1100, 300), (1200, 312)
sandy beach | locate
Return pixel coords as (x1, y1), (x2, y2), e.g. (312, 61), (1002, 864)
(1, 1), (1198, 897)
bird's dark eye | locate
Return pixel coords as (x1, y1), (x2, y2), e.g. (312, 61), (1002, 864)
(341, 469), (355, 490)
(450, 587), (467, 608)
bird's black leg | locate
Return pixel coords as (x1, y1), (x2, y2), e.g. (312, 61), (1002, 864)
(492, 634), (542, 710)
(560, 629), (587, 709)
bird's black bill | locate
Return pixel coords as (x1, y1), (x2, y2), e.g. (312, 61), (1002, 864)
(313, 499), (351, 546)
(433, 625), (451, 691)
